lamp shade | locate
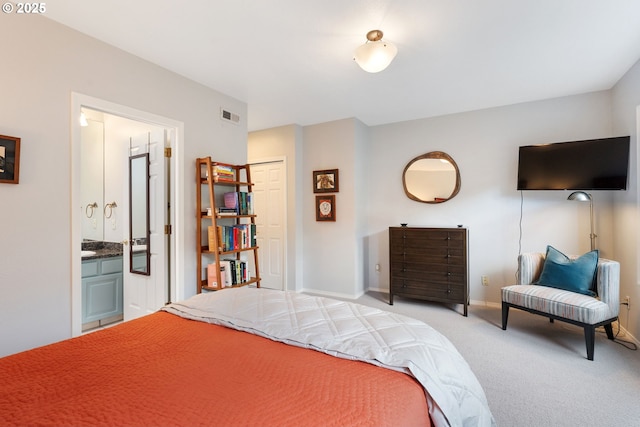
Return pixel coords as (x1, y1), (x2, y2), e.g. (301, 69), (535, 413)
(354, 30), (397, 73)
(567, 191), (591, 202)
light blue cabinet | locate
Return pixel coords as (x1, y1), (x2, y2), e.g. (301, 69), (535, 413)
(82, 256), (123, 324)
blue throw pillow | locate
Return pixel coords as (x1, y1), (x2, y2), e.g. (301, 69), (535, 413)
(534, 245), (598, 297)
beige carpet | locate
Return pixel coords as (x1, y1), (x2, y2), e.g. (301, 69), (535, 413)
(351, 292), (640, 427)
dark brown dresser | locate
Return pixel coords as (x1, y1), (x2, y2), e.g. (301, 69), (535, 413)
(389, 226), (468, 316)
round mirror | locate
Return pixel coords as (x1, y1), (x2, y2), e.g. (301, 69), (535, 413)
(403, 151), (461, 203)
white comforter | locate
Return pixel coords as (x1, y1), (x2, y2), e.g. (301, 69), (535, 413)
(163, 287), (495, 427)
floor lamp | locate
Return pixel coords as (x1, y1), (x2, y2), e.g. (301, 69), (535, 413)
(567, 191), (596, 251)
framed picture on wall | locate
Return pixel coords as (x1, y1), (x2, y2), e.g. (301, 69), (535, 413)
(313, 169), (339, 193)
(0, 135), (20, 184)
(315, 195), (336, 221)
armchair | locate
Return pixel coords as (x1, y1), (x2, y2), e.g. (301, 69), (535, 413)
(501, 252), (620, 361)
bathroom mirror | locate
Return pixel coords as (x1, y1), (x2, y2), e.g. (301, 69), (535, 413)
(403, 151), (461, 203)
(129, 153), (150, 275)
(80, 118), (105, 241)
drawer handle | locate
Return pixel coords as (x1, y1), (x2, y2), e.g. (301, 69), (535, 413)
(447, 272), (451, 276)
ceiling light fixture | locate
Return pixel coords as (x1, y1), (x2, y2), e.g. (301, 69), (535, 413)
(353, 30), (397, 73)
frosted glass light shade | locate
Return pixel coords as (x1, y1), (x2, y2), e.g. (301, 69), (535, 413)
(353, 33), (397, 73)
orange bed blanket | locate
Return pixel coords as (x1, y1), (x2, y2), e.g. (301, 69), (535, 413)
(1, 311), (431, 427)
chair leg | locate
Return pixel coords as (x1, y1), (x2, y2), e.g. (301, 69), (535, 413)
(501, 302), (509, 330)
(604, 323), (614, 340)
(584, 325), (596, 361)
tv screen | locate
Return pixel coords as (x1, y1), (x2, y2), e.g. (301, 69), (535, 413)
(517, 136), (630, 190)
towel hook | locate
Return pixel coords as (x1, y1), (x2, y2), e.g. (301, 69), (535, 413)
(85, 202), (98, 218)
(104, 201), (118, 219)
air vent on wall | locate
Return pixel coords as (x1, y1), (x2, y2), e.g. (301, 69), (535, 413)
(220, 108), (240, 124)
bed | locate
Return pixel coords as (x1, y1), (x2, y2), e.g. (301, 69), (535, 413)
(1, 287), (495, 427)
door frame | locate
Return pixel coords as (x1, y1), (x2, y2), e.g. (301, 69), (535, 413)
(70, 92), (185, 337)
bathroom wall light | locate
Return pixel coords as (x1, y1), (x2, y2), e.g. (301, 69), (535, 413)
(353, 30), (397, 73)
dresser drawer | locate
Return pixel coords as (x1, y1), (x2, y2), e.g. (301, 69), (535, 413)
(391, 277), (466, 302)
(391, 263), (466, 280)
(391, 228), (465, 245)
(390, 251), (465, 267)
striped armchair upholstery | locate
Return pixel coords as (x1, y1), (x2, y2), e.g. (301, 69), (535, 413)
(501, 252), (620, 361)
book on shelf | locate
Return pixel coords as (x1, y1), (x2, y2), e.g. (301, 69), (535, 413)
(219, 260), (233, 287)
(213, 164), (235, 182)
(207, 263), (230, 288)
(223, 192), (254, 215)
(207, 226), (217, 252)
(207, 263), (219, 288)
(222, 258), (249, 285)
(216, 224), (256, 252)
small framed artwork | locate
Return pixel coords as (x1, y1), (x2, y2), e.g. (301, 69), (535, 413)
(315, 195), (336, 222)
(0, 135), (20, 184)
(313, 169), (339, 193)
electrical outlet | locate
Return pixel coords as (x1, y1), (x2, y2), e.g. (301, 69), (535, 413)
(481, 275), (489, 286)
(375, 263), (381, 272)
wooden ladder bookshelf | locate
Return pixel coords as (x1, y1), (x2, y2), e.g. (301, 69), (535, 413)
(196, 157), (261, 292)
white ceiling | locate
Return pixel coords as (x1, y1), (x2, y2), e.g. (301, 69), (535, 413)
(45, 1), (640, 132)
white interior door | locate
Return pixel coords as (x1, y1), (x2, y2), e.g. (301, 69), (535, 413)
(251, 161), (285, 290)
(123, 130), (167, 320)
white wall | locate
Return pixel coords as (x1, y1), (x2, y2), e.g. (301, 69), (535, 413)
(611, 57), (640, 341)
(0, 16), (247, 357)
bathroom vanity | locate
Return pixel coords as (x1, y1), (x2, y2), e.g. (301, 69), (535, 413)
(81, 243), (123, 328)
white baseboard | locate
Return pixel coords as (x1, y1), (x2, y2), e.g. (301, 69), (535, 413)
(615, 322), (640, 347)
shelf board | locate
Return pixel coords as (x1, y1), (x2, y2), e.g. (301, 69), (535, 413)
(200, 277), (260, 291)
(200, 246), (259, 255)
(199, 214), (257, 219)
(200, 178), (251, 186)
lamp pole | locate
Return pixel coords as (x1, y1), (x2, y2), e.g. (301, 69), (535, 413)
(567, 191), (596, 251)
(588, 197), (596, 251)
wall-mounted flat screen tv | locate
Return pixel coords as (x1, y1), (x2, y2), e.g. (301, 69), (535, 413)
(517, 136), (630, 190)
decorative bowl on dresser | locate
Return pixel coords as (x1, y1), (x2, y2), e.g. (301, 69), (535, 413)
(389, 226), (469, 316)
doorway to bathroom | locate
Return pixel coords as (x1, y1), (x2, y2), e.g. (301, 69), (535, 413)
(71, 93), (184, 337)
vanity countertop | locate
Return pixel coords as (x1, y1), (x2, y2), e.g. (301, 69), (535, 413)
(81, 241), (123, 261)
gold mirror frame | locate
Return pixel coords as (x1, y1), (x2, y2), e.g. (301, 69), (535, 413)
(402, 151), (461, 204)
